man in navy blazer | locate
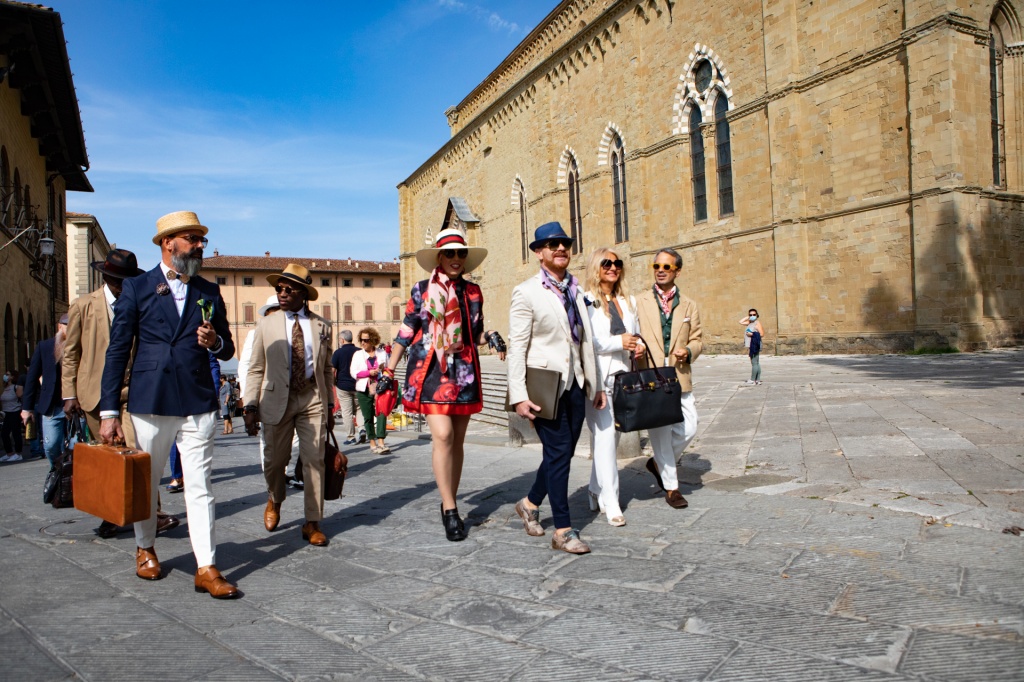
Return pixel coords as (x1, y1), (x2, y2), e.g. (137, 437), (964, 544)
(99, 210), (238, 599)
(21, 314), (70, 467)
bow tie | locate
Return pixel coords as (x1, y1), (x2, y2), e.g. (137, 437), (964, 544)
(166, 270), (190, 284)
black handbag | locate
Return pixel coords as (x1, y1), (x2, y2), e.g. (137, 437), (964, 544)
(611, 337), (684, 433)
(323, 431), (349, 501)
(49, 417), (85, 509)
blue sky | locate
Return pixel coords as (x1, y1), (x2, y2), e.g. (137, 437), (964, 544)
(57, 1), (554, 268)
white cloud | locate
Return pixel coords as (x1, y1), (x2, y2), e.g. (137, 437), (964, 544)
(437, 0), (523, 35)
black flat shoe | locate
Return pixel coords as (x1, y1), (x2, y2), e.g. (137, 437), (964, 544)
(441, 504), (467, 542)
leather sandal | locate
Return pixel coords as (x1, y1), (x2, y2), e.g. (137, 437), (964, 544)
(136, 547), (162, 580)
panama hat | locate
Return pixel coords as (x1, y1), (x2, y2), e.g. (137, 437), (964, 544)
(266, 263), (318, 301)
(152, 211), (209, 245)
(89, 248), (145, 279)
(528, 221), (574, 252)
(257, 294), (280, 317)
(415, 228), (487, 273)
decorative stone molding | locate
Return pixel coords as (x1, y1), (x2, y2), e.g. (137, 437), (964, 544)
(510, 176), (527, 207)
(557, 146), (582, 186)
(671, 44), (734, 135)
(597, 122), (626, 167)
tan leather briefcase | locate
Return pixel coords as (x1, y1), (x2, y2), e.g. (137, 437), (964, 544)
(72, 443), (152, 526)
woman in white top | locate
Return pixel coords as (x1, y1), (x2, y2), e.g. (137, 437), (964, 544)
(584, 248), (643, 526)
(350, 328), (390, 453)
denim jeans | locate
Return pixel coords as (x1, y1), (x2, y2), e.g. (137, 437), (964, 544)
(41, 412), (80, 468)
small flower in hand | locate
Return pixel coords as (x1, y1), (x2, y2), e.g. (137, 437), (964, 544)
(197, 299), (214, 322)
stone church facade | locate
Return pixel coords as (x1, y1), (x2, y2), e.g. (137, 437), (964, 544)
(398, 0), (1024, 353)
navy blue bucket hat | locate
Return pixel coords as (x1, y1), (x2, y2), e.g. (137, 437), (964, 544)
(529, 221), (575, 252)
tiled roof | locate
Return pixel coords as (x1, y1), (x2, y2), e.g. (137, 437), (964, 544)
(203, 254), (399, 274)
(65, 211), (94, 218)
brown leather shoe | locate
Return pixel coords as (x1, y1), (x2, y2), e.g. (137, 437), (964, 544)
(156, 511), (179, 534)
(194, 565), (239, 599)
(666, 489), (689, 509)
(515, 498), (544, 537)
(302, 521), (328, 546)
(264, 497), (281, 532)
(135, 546), (162, 580)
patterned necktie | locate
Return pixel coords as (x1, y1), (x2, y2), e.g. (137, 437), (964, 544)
(166, 270), (190, 284)
(290, 315), (306, 391)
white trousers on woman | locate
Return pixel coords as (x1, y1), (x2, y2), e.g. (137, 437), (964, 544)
(646, 391), (698, 492)
(131, 411), (217, 567)
(585, 391), (624, 519)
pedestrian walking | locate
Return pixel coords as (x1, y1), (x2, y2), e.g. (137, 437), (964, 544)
(22, 315), (73, 467)
(219, 376), (234, 434)
(508, 222), (603, 555)
(350, 328), (389, 453)
(381, 227), (506, 542)
(0, 370), (23, 461)
(740, 308), (765, 385)
(331, 329), (359, 445)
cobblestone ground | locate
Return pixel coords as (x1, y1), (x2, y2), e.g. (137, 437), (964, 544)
(0, 351), (1021, 681)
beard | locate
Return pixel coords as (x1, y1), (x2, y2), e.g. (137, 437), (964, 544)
(171, 248), (203, 278)
(53, 329), (67, 361)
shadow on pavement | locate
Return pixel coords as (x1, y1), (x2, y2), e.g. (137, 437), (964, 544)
(806, 351), (1024, 389)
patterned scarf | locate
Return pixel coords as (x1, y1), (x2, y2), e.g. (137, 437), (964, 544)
(424, 267), (463, 374)
(541, 267), (582, 343)
(655, 285), (677, 317)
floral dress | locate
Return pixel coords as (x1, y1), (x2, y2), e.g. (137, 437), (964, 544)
(395, 277), (484, 415)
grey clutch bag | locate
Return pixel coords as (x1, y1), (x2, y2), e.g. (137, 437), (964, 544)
(505, 367), (562, 420)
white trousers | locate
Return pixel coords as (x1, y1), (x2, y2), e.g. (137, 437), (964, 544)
(585, 391), (623, 519)
(131, 411), (217, 567)
(647, 391), (698, 492)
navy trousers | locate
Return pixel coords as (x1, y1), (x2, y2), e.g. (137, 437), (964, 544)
(528, 380), (586, 529)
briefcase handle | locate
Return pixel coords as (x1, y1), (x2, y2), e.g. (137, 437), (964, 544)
(627, 335), (676, 393)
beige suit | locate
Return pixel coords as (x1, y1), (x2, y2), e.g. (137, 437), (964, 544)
(244, 309), (333, 521)
(62, 287), (135, 446)
(635, 288), (703, 392)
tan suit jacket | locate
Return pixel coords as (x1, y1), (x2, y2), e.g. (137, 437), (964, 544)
(635, 287), (703, 393)
(507, 272), (599, 405)
(244, 310), (333, 425)
(62, 287), (114, 412)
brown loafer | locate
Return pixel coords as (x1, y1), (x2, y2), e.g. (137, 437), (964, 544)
(666, 489), (689, 509)
(194, 565), (239, 599)
(156, 512), (179, 534)
(136, 546), (162, 580)
(264, 497), (281, 532)
(646, 458), (666, 492)
(301, 521), (328, 546)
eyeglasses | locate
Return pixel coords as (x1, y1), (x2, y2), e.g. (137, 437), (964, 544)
(441, 248), (469, 259)
(543, 239), (573, 251)
(600, 258), (624, 270)
(177, 234), (209, 247)
(359, 338), (372, 343)
(275, 284), (301, 295)
(651, 263), (678, 272)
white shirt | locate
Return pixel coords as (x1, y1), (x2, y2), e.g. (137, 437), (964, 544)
(159, 261), (188, 315)
(103, 283), (116, 318)
(285, 309), (314, 380)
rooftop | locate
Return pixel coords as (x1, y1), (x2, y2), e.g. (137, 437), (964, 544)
(203, 254), (400, 274)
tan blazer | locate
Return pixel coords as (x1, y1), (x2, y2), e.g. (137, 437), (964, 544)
(635, 287), (703, 393)
(62, 287), (114, 412)
(243, 310), (333, 426)
(507, 272), (599, 405)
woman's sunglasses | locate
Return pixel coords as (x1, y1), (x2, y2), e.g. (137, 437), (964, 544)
(600, 258), (624, 270)
(441, 248), (469, 259)
(651, 263), (678, 272)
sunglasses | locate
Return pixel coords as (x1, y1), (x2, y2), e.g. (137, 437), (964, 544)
(651, 263), (678, 272)
(360, 338), (372, 343)
(275, 284), (302, 295)
(177, 234), (209, 247)
(600, 258), (624, 270)
(543, 239), (573, 251)
(441, 248), (469, 259)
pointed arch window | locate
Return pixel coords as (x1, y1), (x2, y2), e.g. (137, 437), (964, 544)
(567, 157), (583, 254)
(689, 107), (707, 222)
(517, 180), (528, 262)
(611, 134), (628, 243)
(990, 18), (1006, 186)
(715, 94), (734, 216)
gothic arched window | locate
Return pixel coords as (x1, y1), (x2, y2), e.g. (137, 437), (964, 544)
(517, 180), (528, 263)
(991, 17), (1007, 186)
(610, 134), (628, 243)
(689, 107), (707, 222)
(567, 156), (583, 254)
(715, 94), (734, 216)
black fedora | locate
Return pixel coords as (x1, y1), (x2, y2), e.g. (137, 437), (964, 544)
(90, 249), (144, 279)
(528, 221), (575, 252)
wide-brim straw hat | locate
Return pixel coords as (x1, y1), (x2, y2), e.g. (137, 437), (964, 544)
(266, 263), (319, 301)
(257, 294), (280, 317)
(152, 211), (209, 245)
(89, 248), (145, 279)
(415, 228), (487, 273)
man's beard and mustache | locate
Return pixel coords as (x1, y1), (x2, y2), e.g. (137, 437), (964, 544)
(171, 247), (203, 278)
(53, 328), (66, 362)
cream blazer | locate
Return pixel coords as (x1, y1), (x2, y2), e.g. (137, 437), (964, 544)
(243, 310), (333, 426)
(507, 272), (599, 405)
(585, 292), (640, 391)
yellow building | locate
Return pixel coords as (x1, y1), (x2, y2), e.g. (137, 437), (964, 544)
(398, 0), (1024, 353)
(1, 1), (92, 371)
(202, 253), (404, 360)
(65, 212), (112, 301)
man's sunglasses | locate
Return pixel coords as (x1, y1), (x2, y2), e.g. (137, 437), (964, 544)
(651, 263), (678, 272)
(441, 248), (469, 259)
(543, 239), (573, 251)
(600, 258), (624, 270)
(177, 234), (209, 247)
(275, 284), (302, 295)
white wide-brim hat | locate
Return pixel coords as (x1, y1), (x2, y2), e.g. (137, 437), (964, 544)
(415, 228), (487, 273)
(258, 294), (279, 317)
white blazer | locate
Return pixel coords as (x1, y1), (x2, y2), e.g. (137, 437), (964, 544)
(585, 292), (640, 390)
(507, 272), (599, 405)
(350, 348), (387, 393)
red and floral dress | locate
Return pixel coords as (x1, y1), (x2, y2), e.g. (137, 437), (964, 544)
(394, 275), (484, 415)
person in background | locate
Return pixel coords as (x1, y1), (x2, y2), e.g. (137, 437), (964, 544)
(740, 308), (765, 386)
(350, 327), (389, 454)
(331, 329), (359, 446)
(219, 376), (234, 434)
(22, 315), (73, 468)
(1, 370), (23, 462)
(582, 247), (643, 527)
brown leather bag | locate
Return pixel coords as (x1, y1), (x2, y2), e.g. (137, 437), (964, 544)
(323, 431), (348, 501)
(72, 442), (152, 525)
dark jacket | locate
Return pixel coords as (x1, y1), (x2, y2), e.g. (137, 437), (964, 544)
(331, 344), (358, 391)
(23, 337), (63, 416)
(749, 330), (762, 357)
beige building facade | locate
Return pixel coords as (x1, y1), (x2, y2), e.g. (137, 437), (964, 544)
(398, 0), (1024, 353)
(202, 253), (404, 360)
(65, 212), (112, 302)
(1, 2), (92, 372)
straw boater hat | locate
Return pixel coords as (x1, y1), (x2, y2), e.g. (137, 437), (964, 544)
(152, 211), (209, 245)
(266, 263), (318, 301)
(415, 228), (487, 273)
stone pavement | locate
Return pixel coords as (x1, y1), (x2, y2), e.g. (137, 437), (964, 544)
(1, 351), (1022, 681)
